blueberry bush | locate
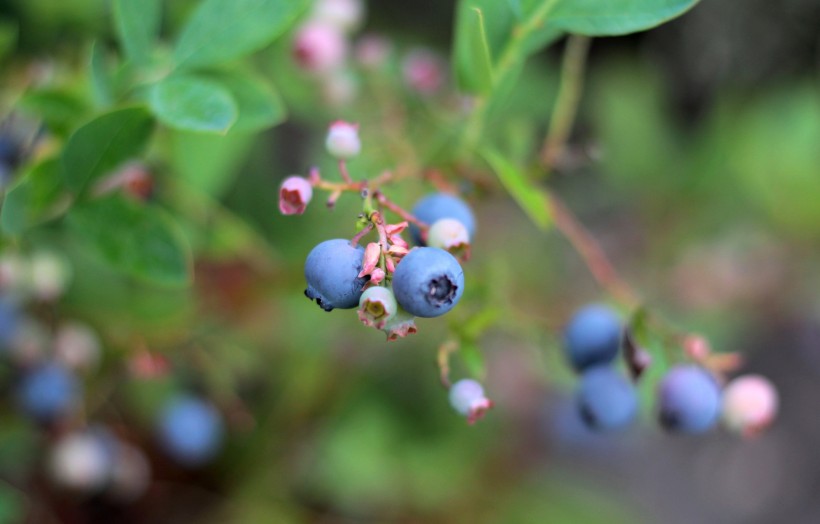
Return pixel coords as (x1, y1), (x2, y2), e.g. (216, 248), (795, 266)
(0, 0), (817, 521)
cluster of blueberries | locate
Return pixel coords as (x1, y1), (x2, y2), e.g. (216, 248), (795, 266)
(564, 303), (777, 435)
(303, 192), (475, 338)
(0, 252), (225, 499)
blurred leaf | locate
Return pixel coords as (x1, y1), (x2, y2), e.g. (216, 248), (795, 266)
(67, 195), (191, 286)
(19, 89), (89, 136)
(1, 158), (66, 234)
(172, 0), (309, 69)
(455, 0), (518, 66)
(169, 130), (256, 196)
(460, 341), (487, 378)
(62, 107), (154, 194)
(89, 41), (114, 107)
(149, 74), (237, 133)
(483, 149), (552, 231)
(204, 70), (286, 133)
(546, 0), (700, 36)
(453, 6), (495, 95)
(0, 483), (24, 524)
(0, 19), (17, 61)
(113, 0), (161, 66)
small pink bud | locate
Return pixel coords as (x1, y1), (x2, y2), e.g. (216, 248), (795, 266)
(325, 121), (361, 159)
(722, 374), (779, 437)
(357, 286), (398, 329)
(683, 334), (711, 361)
(384, 254), (396, 274)
(293, 21), (348, 74)
(380, 307), (417, 341)
(358, 242), (381, 278)
(427, 218), (471, 261)
(449, 379), (494, 424)
(368, 267), (386, 286)
(386, 245), (409, 258)
(279, 176), (313, 215)
(354, 34), (391, 69)
(402, 49), (445, 95)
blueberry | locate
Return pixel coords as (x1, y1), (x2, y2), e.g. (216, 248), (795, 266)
(576, 366), (638, 431)
(563, 303), (622, 372)
(409, 193), (476, 245)
(17, 363), (79, 422)
(658, 365), (721, 434)
(0, 298), (20, 349)
(304, 239), (367, 311)
(392, 247), (464, 318)
(157, 395), (224, 467)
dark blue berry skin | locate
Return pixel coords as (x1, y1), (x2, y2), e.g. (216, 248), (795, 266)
(0, 298), (19, 348)
(658, 365), (721, 434)
(576, 366), (638, 431)
(563, 304), (622, 373)
(392, 247), (464, 318)
(17, 363), (79, 422)
(158, 395), (224, 466)
(409, 193), (476, 245)
(304, 239), (366, 311)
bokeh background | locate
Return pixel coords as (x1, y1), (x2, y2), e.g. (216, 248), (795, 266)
(0, 0), (819, 522)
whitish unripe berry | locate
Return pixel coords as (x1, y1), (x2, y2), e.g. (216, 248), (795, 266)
(722, 374), (778, 436)
(325, 121), (361, 159)
(49, 430), (113, 493)
(357, 286), (397, 329)
(449, 379), (493, 424)
(427, 218), (471, 260)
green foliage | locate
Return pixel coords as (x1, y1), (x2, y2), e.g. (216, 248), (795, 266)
(453, 4), (497, 95)
(547, 0), (700, 36)
(148, 75), (238, 133)
(483, 149), (552, 231)
(1, 159), (65, 234)
(62, 107), (155, 194)
(172, 0), (310, 69)
(67, 195), (191, 286)
(113, 0), (162, 66)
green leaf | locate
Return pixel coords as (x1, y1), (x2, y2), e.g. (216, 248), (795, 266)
(62, 107), (154, 194)
(204, 70), (286, 133)
(148, 75), (237, 134)
(19, 89), (89, 136)
(89, 41), (114, 107)
(113, 0), (161, 66)
(172, 0), (309, 69)
(548, 0), (700, 36)
(0, 19), (18, 62)
(67, 195), (191, 286)
(460, 341), (487, 379)
(169, 130), (256, 197)
(1, 159), (67, 234)
(453, 6), (495, 95)
(483, 149), (552, 231)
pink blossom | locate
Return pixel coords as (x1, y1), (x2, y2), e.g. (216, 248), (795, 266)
(279, 176), (313, 215)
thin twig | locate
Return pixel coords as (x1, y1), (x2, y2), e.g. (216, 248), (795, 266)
(374, 191), (428, 229)
(546, 190), (640, 308)
(540, 35), (591, 169)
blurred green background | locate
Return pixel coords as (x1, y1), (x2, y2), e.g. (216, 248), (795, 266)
(1, 0), (819, 522)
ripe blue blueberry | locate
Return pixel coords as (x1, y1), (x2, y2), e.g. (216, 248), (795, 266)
(17, 362), (79, 422)
(576, 366), (638, 431)
(304, 239), (367, 311)
(392, 247), (464, 318)
(157, 395), (224, 467)
(658, 365), (721, 434)
(0, 298), (20, 348)
(409, 193), (476, 245)
(563, 303), (622, 372)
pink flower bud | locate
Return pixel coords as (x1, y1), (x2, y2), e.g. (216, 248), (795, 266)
(402, 49), (445, 95)
(279, 176), (313, 215)
(325, 121), (361, 159)
(368, 267), (385, 286)
(357, 286), (398, 329)
(683, 334), (711, 361)
(722, 374), (779, 437)
(293, 21), (348, 74)
(380, 306), (417, 341)
(355, 34), (391, 69)
(358, 242), (381, 278)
